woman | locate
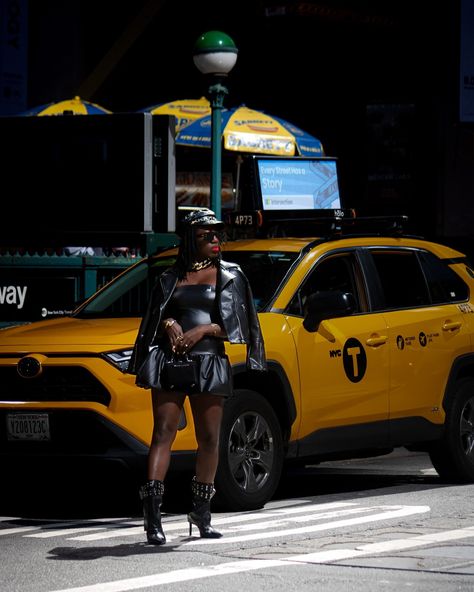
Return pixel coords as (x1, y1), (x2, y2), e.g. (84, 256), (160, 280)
(128, 208), (266, 545)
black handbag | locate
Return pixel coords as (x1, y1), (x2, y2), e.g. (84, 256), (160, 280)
(161, 353), (200, 392)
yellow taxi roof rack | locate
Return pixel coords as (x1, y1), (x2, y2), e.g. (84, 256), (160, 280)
(224, 209), (411, 240)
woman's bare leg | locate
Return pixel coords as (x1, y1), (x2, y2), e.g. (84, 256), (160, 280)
(148, 389), (186, 480)
(189, 394), (225, 483)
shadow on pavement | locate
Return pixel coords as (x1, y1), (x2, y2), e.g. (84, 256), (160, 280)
(1, 450), (459, 519)
(275, 449), (453, 501)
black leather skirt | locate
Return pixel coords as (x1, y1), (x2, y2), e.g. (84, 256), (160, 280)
(135, 337), (233, 397)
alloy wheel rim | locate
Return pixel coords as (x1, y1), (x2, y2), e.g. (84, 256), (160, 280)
(227, 411), (274, 493)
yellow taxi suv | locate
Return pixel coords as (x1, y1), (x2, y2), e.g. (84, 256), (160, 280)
(1, 221), (474, 510)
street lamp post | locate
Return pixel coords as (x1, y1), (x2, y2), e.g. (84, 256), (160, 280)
(193, 31), (238, 219)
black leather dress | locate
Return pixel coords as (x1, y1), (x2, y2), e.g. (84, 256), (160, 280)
(138, 284), (233, 396)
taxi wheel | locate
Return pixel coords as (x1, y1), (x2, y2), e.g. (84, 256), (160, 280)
(429, 377), (474, 482)
(215, 389), (283, 511)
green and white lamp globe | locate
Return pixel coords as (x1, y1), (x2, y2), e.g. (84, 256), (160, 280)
(193, 31), (238, 76)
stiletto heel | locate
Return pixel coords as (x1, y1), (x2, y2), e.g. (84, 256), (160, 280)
(187, 477), (222, 539)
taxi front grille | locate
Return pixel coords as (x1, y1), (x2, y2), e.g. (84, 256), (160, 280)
(0, 366), (111, 406)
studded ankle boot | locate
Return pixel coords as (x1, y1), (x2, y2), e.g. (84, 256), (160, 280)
(187, 476), (222, 538)
(139, 480), (166, 545)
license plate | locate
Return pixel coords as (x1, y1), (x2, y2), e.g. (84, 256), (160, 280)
(6, 413), (51, 441)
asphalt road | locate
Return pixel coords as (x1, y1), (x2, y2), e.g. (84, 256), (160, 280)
(1, 450), (474, 592)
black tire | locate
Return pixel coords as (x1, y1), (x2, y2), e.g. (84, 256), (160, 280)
(429, 377), (474, 482)
(214, 389), (284, 511)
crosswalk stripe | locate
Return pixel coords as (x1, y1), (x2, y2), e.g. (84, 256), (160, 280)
(183, 504), (430, 545)
(0, 526), (41, 536)
(67, 502), (355, 541)
(23, 519), (140, 538)
(27, 527), (109, 538)
(227, 506), (377, 531)
(70, 526), (143, 541)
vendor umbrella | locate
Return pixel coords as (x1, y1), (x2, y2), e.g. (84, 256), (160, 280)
(176, 105), (324, 156)
(21, 96), (111, 116)
(140, 97), (211, 131)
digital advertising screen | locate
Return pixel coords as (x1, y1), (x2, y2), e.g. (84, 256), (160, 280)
(255, 157), (341, 211)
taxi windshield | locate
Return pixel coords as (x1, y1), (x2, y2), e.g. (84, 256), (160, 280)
(75, 250), (297, 318)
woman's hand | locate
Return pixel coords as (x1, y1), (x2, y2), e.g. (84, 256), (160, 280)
(163, 319), (184, 351)
(174, 325), (215, 355)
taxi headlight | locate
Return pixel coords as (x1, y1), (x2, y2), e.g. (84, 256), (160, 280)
(103, 349), (133, 372)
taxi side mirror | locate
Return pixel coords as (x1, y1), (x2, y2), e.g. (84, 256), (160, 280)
(303, 291), (356, 332)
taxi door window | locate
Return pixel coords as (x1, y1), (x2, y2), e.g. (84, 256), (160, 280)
(370, 250), (430, 310)
(418, 251), (469, 304)
(287, 252), (362, 317)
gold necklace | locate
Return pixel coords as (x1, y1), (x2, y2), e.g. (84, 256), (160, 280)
(190, 258), (213, 272)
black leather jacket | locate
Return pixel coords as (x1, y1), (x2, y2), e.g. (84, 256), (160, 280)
(128, 260), (267, 375)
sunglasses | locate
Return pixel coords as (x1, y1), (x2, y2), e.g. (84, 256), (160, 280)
(196, 230), (224, 243)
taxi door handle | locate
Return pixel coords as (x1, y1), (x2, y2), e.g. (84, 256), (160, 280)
(366, 335), (388, 347)
(442, 321), (462, 332)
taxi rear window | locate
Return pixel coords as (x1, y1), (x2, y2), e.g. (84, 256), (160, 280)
(419, 251), (469, 303)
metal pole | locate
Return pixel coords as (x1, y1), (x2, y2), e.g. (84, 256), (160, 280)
(209, 81), (227, 219)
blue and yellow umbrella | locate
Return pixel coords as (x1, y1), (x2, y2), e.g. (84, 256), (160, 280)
(21, 96), (111, 116)
(140, 97), (211, 131)
(176, 105), (324, 156)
